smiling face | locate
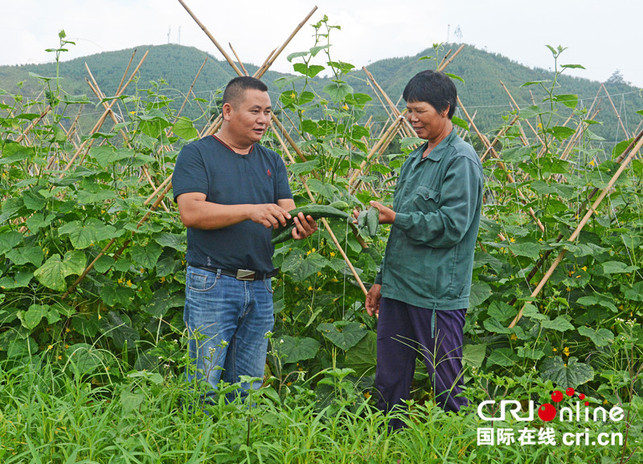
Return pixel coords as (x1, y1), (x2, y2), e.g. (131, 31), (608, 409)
(222, 88), (272, 149)
(405, 100), (451, 143)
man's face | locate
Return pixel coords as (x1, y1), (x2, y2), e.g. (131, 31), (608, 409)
(405, 100), (449, 141)
(224, 89), (272, 145)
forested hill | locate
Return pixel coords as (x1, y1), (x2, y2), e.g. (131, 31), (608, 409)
(0, 43), (640, 141)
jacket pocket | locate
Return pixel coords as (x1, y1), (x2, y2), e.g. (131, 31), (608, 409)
(413, 186), (440, 212)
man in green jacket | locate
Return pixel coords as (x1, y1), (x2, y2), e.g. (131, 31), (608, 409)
(365, 70), (483, 428)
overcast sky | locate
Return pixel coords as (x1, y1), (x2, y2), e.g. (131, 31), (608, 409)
(2, 0), (641, 88)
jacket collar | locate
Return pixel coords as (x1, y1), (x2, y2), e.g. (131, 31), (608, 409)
(420, 129), (457, 163)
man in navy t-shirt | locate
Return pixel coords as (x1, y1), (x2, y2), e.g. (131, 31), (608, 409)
(172, 76), (317, 400)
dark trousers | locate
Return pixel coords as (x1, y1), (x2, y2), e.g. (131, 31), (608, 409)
(375, 297), (468, 429)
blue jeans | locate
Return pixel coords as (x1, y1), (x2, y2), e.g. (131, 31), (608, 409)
(183, 266), (274, 399)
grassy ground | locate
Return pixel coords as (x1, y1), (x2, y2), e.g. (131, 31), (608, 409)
(0, 358), (638, 463)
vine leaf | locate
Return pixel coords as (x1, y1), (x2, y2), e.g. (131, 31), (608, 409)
(272, 335), (320, 364)
(487, 347), (517, 367)
(540, 356), (594, 389)
(577, 326), (614, 347)
(541, 316), (574, 332)
(34, 251), (86, 291)
(317, 321), (367, 351)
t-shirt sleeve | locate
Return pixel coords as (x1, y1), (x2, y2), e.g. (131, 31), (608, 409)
(274, 154), (293, 201)
(172, 143), (209, 202)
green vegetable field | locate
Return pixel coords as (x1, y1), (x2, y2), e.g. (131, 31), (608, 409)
(0, 20), (640, 463)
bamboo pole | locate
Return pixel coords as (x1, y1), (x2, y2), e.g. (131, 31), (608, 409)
(270, 115), (309, 163)
(270, 126), (368, 294)
(500, 81), (543, 146)
(229, 43), (249, 76)
(508, 128), (643, 306)
(508, 134), (643, 328)
(437, 44), (465, 72)
(174, 56), (208, 121)
(363, 67), (415, 138)
(253, 6), (318, 79)
(54, 51), (149, 174)
(458, 96), (545, 233)
(348, 116), (404, 189)
(115, 49), (137, 95)
(177, 0), (243, 76)
(15, 106), (51, 144)
(600, 83), (630, 138)
(350, 119), (404, 196)
(62, 181), (174, 299)
(479, 114), (520, 162)
(84, 65), (170, 212)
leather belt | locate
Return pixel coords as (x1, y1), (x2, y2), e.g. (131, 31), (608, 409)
(193, 265), (278, 281)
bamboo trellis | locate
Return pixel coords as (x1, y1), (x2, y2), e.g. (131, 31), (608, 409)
(4, 0), (639, 316)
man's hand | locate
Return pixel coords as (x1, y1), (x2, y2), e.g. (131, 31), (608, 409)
(365, 284), (382, 317)
(291, 212), (318, 240)
(248, 203), (292, 229)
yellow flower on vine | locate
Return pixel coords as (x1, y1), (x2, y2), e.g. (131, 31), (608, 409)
(563, 346), (570, 356)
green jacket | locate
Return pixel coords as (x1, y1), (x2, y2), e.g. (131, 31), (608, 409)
(375, 129), (483, 316)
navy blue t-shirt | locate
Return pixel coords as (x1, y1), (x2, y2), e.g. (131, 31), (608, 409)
(172, 135), (292, 273)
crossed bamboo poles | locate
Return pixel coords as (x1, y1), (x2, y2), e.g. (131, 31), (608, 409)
(9, 2), (640, 313)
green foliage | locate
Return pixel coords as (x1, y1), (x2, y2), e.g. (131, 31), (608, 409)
(0, 19), (641, 460)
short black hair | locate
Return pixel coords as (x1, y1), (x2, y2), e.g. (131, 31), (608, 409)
(402, 70), (457, 119)
(222, 76), (268, 106)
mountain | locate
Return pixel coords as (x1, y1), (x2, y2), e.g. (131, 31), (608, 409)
(0, 43), (640, 142)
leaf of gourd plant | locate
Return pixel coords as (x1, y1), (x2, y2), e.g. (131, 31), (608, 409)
(576, 294), (618, 312)
(171, 117), (198, 140)
(58, 219), (123, 249)
(66, 343), (107, 375)
(577, 326), (614, 347)
(0, 231), (22, 255)
(540, 356), (594, 390)
(26, 212), (55, 233)
(541, 316), (575, 332)
(341, 331), (377, 376)
(18, 304), (50, 330)
(323, 82), (353, 103)
(0, 271), (33, 289)
(6, 246), (43, 266)
(317, 321), (367, 351)
(469, 281), (492, 308)
(463, 343), (487, 368)
(487, 348), (517, 367)
(273, 335), (320, 364)
(601, 261), (638, 274)
(153, 232), (186, 251)
(34, 250), (86, 291)
(130, 243), (163, 269)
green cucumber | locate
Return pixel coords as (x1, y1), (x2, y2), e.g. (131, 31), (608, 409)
(366, 207), (380, 237)
(357, 210), (368, 229)
(328, 200), (350, 211)
(271, 204), (352, 245)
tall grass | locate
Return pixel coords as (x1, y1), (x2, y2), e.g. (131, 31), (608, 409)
(0, 356), (637, 463)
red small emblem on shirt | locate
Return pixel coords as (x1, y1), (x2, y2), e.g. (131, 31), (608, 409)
(267, 169), (271, 177)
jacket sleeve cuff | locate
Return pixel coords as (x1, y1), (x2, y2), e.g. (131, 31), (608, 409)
(393, 212), (411, 230)
(374, 271), (383, 285)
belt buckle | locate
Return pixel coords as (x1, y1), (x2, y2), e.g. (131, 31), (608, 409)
(236, 269), (256, 281)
